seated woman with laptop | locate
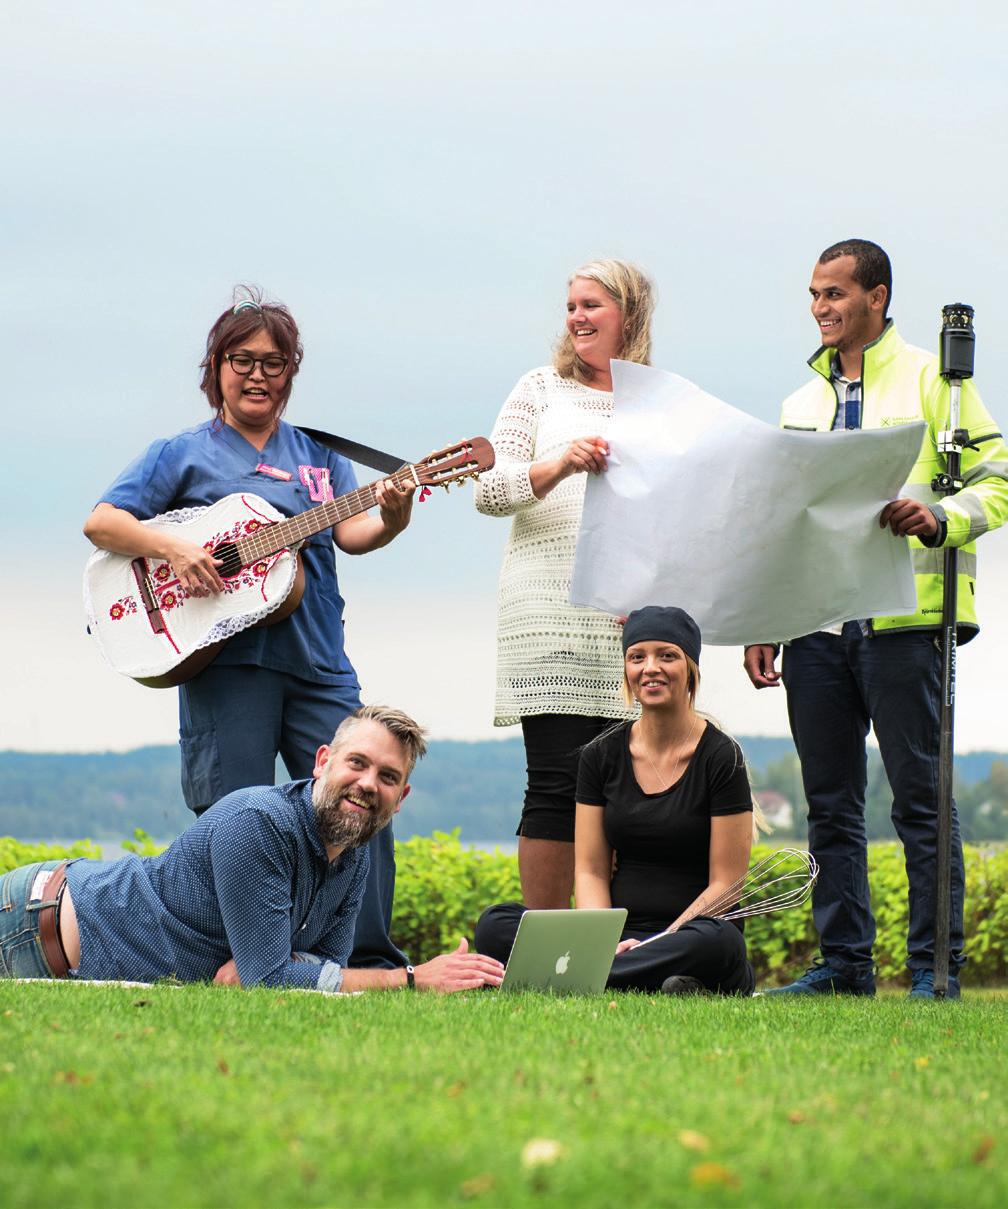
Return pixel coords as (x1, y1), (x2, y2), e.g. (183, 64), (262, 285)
(475, 606), (759, 996)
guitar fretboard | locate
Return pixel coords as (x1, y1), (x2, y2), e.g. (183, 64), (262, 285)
(233, 465), (413, 562)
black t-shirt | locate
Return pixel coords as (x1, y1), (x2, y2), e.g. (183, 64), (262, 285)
(576, 721), (752, 933)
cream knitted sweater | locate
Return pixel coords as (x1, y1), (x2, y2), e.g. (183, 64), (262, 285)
(475, 366), (636, 727)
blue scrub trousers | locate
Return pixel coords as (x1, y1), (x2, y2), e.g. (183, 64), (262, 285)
(782, 623), (965, 978)
(179, 664), (407, 968)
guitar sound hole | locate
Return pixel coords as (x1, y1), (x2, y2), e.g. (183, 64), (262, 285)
(213, 542), (242, 579)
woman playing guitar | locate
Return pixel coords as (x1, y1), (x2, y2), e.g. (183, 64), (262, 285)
(83, 288), (415, 969)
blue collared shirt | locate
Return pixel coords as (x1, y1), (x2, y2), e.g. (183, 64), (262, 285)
(830, 360), (862, 431)
(65, 780), (368, 991)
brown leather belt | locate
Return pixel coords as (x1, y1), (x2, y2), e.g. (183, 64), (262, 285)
(37, 863), (71, 979)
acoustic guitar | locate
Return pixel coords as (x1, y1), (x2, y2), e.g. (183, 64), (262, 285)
(84, 437), (494, 687)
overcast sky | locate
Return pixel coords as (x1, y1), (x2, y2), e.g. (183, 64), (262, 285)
(4, 1), (1007, 753)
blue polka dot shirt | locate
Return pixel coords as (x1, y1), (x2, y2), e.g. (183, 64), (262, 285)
(65, 780), (368, 991)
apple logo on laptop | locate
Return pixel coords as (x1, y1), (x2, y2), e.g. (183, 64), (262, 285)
(555, 951), (571, 976)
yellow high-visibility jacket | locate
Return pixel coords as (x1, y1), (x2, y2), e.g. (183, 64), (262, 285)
(780, 321), (1008, 638)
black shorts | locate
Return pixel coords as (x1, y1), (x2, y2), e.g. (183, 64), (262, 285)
(517, 713), (619, 842)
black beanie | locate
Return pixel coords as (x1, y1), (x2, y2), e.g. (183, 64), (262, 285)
(621, 606), (701, 665)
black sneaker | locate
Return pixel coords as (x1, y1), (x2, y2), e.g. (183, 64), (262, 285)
(660, 975), (708, 996)
(908, 970), (961, 1000)
(764, 959), (875, 997)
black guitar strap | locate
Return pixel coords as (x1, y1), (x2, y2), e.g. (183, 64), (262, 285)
(295, 426), (407, 474)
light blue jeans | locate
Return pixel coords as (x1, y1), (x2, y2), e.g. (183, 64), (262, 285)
(0, 861), (67, 978)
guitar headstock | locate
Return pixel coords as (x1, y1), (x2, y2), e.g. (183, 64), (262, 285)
(412, 437), (495, 489)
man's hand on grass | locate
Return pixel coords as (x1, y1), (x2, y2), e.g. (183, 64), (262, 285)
(214, 959), (241, 986)
(414, 938), (505, 993)
(213, 939), (505, 994)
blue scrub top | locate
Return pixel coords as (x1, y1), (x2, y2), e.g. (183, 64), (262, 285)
(99, 419), (361, 685)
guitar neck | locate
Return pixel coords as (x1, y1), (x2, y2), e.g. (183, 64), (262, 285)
(234, 466), (413, 562)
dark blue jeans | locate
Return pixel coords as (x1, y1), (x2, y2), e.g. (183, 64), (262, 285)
(783, 624), (964, 978)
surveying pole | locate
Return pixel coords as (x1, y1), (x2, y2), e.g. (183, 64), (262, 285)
(932, 303), (975, 998)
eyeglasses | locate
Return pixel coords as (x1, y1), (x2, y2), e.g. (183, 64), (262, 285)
(224, 352), (289, 378)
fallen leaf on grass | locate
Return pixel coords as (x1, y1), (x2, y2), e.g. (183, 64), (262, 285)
(521, 1138), (565, 1168)
(972, 1135), (995, 1165)
(460, 1173), (496, 1198)
(217, 1059), (230, 1075)
(446, 1080), (466, 1097)
(3, 1010), (13, 1018)
(690, 1162), (740, 1190)
(913, 1056), (930, 1070)
(678, 1130), (710, 1153)
(53, 1070), (94, 1085)
(787, 1111), (807, 1124)
(608, 1000), (618, 1010)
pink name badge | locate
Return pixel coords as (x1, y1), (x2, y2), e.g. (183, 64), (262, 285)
(256, 464), (292, 481)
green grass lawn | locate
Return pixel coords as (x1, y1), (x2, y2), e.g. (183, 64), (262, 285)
(1, 983), (1004, 1209)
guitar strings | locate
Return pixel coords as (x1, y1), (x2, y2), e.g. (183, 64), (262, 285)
(233, 454), (480, 565)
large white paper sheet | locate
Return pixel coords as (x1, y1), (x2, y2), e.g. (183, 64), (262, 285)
(570, 360), (924, 645)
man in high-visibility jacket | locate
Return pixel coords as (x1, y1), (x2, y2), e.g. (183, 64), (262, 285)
(744, 238), (1008, 999)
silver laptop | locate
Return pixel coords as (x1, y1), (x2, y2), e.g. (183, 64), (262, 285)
(499, 908), (628, 994)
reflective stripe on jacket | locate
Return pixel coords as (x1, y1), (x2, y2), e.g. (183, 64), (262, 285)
(780, 321), (1008, 638)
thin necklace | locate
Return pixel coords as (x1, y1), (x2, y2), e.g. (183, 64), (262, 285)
(637, 713), (701, 792)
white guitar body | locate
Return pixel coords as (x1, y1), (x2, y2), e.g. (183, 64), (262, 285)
(82, 436), (495, 688)
(84, 494), (301, 687)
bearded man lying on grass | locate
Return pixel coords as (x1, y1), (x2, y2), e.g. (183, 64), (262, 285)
(0, 705), (504, 994)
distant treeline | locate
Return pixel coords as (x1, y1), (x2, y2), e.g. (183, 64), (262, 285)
(1, 738), (1006, 844)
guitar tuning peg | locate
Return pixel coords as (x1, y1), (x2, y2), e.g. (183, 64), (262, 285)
(442, 483), (450, 493)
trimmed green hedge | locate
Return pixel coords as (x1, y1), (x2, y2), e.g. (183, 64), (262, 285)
(4, 834), (1006, 986)
(0, 837), (102, 870)
(392, 834), (1008, 986)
